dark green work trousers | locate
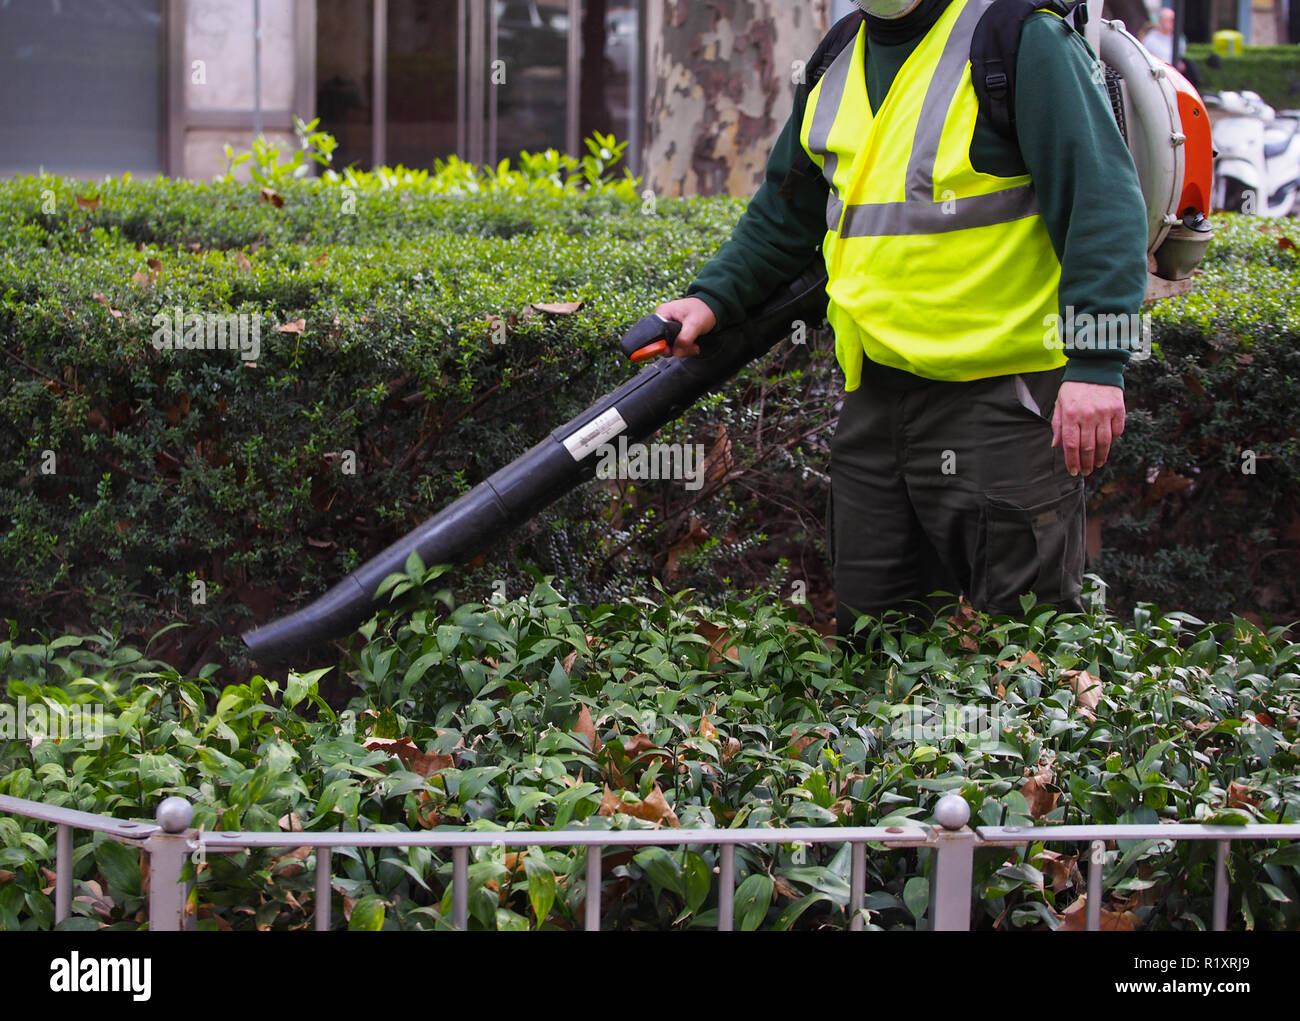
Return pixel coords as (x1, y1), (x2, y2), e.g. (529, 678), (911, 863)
(828, 365), (1086, 638)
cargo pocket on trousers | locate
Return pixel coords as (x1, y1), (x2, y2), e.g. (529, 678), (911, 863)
(973, 484), (1085, 614)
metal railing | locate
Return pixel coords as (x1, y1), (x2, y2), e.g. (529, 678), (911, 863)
(3, 792), (1297, 931)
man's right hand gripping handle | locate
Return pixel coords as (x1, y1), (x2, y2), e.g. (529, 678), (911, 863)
(645, 297), (717, 359)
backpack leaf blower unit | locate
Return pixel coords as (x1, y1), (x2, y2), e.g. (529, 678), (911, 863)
(240, 259), (830, 663)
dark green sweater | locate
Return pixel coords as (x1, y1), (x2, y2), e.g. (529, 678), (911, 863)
(685, 5), (1149, 389)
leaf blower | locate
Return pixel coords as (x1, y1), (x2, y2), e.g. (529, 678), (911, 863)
(240, 258), (831, 662)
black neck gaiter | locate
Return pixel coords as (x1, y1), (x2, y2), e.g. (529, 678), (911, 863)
(863, 0), (953, 45)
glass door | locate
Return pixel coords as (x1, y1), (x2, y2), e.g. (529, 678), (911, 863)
(316, 0), (641, 173)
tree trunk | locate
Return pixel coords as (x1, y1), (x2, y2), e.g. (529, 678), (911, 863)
(644, 0), (831, 198)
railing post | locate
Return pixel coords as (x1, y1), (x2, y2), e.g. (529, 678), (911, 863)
(55, 823), (72, 925)
(850, 841), (866, 931)
(928, 794), (974, 931)
(1213, 840), (1230, 932)
(452, 846), (469, 930)
(148, 796), (194, 932)
(1087, 840), (1105, 931)
(315, 849), (332, 931)
(584, 846), (601, 931)
(717, 844), (735, 931)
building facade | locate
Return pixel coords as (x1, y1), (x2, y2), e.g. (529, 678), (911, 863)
(0, 0), (1291, 184)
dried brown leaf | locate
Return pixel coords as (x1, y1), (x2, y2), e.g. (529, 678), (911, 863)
(415, 790), (440, 829)
(787, 728), (817, 758)
(362, 735), (453, 777)
(1021, 764), (1059, 818)
(1228, 780), (1260, 809)
(695, 617), (739, 665)
(1061, 669), (1103, 717)
(704, 425), (734, 486)
(664, 515), (709, 587)
(1033, 848), (1078, 894)
(597, 783), (679, 827)
(91, 292), (123, 318)
(1056, 895), (1139, 931)
(624, 732), (671, 764)
(529, 300), (584, 315)
(573, 705), (602, 754)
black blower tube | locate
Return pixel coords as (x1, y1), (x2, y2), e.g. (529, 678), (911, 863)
(240, 258), (830, 663)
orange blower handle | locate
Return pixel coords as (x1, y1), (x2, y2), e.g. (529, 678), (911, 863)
(620, 313), (684, 363)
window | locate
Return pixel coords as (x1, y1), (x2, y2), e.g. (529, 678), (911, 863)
(315, 0), (642, 174)
(0, 0), (166, 176)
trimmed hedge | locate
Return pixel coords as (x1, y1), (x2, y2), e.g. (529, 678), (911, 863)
(0, 171), (1297, 684)
(1184, 44), (1300, 110)
(0, 171), (838, 678)
(1091, 215), (1300, 625)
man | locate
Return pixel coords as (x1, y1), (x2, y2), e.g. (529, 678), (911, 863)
(652, 0), (1148, 639)
(1139, 5), (1201, 90)
(1140, 5), (1175, 64)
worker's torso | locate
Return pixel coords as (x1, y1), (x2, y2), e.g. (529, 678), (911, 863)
(801, 0), (1066, 389)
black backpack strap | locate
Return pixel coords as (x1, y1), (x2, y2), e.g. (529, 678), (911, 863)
(971, 0), (1084, 140)
(779, 11), (865, 200)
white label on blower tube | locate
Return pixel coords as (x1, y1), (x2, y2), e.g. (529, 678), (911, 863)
(562, 407), (627, 461)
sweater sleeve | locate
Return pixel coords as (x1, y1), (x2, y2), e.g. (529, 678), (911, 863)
(1014, 15), (1150, 389)
(684, 75), (830, 330)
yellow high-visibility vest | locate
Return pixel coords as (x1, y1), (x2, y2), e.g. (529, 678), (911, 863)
(800, 0), (1065, 390)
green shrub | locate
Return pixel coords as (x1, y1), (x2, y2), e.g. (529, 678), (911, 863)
(0, 166), (755, 671)
(1090, 216), (1300, 625)
(1, 579), (1297, 930)
(1184, 44), (1300, 110)
(0, 162), (1296, 682)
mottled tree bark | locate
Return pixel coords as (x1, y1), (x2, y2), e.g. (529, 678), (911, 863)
(644, 1), (831, 198)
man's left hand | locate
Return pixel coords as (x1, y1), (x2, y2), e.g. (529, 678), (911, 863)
(1051, 381), (1125, 476)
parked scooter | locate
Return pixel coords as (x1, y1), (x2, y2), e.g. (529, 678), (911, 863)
(1205, 90), (1300, 217)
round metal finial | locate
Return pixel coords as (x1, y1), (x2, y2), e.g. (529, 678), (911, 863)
(156, 796), (194, 833)
(935, 793), (970, 830)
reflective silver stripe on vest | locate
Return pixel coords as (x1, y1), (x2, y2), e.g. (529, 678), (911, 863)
(839, 0), (1040, 238)
(842, 181), (1038, 235)
(806, 31), (859, 230)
